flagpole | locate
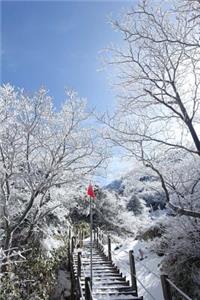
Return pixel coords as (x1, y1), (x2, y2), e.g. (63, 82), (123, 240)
(90, 196), (93, 288)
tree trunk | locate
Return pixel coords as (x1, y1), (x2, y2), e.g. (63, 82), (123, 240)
(186, 119), (200, 155)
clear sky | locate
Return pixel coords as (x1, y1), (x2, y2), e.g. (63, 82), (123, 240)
(1, 0), (136, 183)
(1, 0), (133, 111)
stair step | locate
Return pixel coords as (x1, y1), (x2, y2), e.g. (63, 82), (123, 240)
(74, 257), (106, 260)
(81, 286), (136, 293)
(74, 265), (115, 269)
(91, 296), (142, 300)
(75, 269), (120, 273)
(78, 273), (122, 278)
(79, 271), (123, 276)
(72, 242), (142, 300)
(92, 282), (129, 286)
(82, 262), (112, 265)
(80, 276), (126, 281)
(74, 264), (114, 268)
(74, 260), (110, 263)
(92, 291), (138, 296)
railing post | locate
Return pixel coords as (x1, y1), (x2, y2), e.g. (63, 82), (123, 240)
(67, 239), (71, 271)
(101, 231), (103, 249)
(77, 230), (80, 244)
(161, 274), (172, 300)
(69, 226), (71, 240)
(77, 252), (81, 277)
(101, 231), (103, 251)
(108, 235), (112, 261)
(99, 229), (101, 246)
(97, 227), (99, 248)
(81, 229), (84, 247)
(85, 277), (92, 300)
(98, 228), (101, 249)
(70, 254), (75, 300)
(129, 250), (138, 296)
(71, 236), (75, 253)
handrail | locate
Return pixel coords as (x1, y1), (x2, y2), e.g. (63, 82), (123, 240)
(85, 276), (94, 300)
(133, 272), (157, 300)
(111, 253), (157, 300)
(88, 280), (94, 300)
(166, 278), (192, 300)
(112, 247), (192, 300)
(81, 261), (94, 300)
(78, 276), (84, 299)
(72, 227), (192, 300)
(96, 227), (192, 300)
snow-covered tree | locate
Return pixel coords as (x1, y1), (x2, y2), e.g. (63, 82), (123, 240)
(0, 84), (107, 253)
(101, 0), (200, 218)
(152, 215), (200, 298)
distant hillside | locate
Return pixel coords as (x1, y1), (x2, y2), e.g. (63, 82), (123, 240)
(105, 165), (166, 211)
(105, 179), (124, 194)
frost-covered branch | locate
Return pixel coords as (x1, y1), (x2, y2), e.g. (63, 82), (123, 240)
(0, 85), (107, 254)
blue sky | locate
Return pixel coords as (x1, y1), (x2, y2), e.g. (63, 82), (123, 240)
(1, 0), (136, 183)
(1, 0), (133, 111)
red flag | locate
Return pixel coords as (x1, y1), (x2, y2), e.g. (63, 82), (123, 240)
(87, 184), (96, 198)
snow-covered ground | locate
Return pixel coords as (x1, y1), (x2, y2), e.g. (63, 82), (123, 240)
(106, 238), (164, 300)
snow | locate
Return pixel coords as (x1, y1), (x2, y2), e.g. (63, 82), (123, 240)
(41, 225), (65, 254)
(108, 238), (164, 300)
(42, 235), (63, 253)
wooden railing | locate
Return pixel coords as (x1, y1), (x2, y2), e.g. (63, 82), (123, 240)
(68, 225), (192, 300)
(161, 275), (192, 300)
(85, 277), (93, 300)
(68, 226), (93, 300)
(94, 227), (192, 300)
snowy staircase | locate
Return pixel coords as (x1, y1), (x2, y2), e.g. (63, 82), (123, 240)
(72, 241), (143, 300)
